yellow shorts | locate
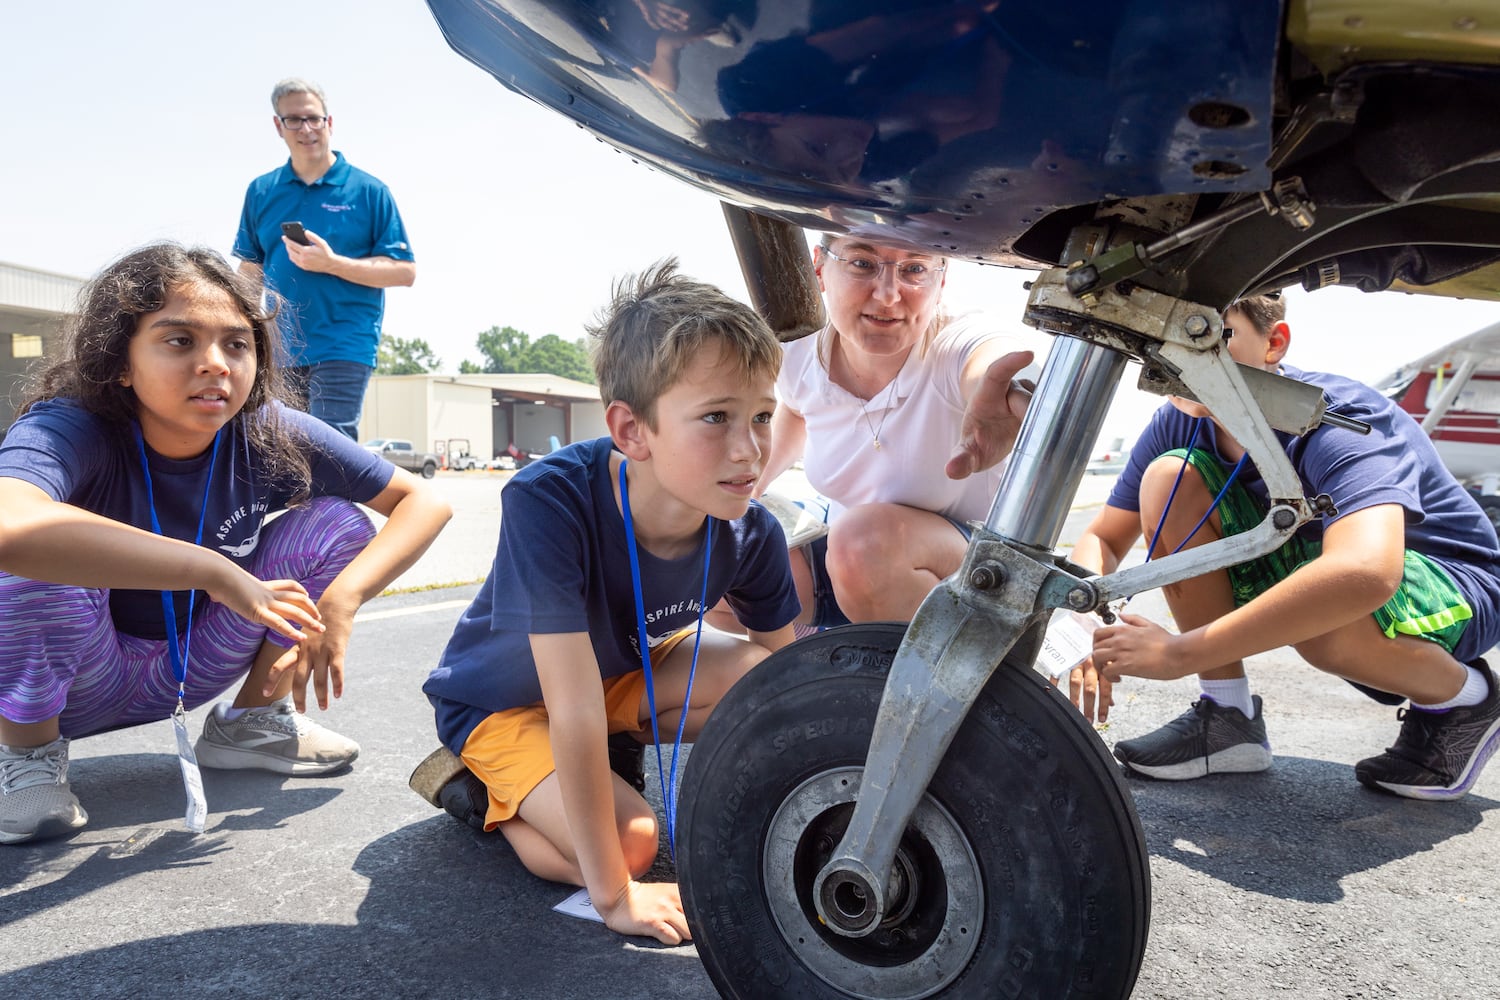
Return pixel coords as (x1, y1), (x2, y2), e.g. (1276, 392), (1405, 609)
(459, 629), (692, 830)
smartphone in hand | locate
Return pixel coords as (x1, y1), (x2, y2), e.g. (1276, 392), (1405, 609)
(280, 221), (312, 246)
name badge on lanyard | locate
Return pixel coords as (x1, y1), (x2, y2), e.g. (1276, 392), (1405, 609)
(134, 424), (222, 834)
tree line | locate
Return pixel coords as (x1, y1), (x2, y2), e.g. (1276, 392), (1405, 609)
(377, 325), (593, 383)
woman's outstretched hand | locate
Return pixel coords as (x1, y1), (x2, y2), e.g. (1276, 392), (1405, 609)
(947, 350), (1035, 479)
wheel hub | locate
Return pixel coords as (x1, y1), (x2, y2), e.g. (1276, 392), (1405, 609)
(762, 768), (984, 999)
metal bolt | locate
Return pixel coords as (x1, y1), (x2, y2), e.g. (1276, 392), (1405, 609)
(1065, 264), (1101, 295)
(1066, 587), (1093, 610)
(968, 563), (1005, 590)
(1184, 314), (1210, 339)
(1272, 508), (1296, 530)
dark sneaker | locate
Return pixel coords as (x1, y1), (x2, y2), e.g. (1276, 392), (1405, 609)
(609, 732), (646, 794)
(408, 746), (489, 830)
(1114, 696), (1272, 780)
(409, 746), (468, 806)
(1, 738), (89, 845)
(1355, 660), (1500, 800)
(438, 771), (489, 830)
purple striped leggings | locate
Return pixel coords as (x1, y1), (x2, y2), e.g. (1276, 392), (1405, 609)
(0, 497), (375, 739)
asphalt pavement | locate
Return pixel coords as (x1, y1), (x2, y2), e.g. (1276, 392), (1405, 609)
(2, 473), (1496, 999)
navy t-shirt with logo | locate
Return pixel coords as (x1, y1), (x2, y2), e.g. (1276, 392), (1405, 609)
(424, 437), (801, 754)
(1110, 364), (1500, 661)
(0, 398), (392, 639)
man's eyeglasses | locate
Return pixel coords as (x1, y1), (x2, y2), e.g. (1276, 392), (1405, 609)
(279, 115), (328, 131)
(823, 248), (946, 288)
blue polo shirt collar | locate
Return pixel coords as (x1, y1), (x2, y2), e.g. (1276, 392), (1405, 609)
(274, 151), (351, 189)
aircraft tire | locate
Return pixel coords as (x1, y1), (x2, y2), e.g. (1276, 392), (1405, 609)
(678, 623), (1150, 999)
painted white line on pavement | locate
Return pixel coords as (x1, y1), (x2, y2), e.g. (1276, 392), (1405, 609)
(356, 599), (472, 623)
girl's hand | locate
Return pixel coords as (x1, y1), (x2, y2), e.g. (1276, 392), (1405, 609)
(1092, 613), (1193, 682)
(208, 569), (325, 644)
(264, 599), (356, 711)
(598, 879), (692, 945)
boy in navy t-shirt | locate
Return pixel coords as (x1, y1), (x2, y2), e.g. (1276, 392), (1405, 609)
(1068, 294), (1500, 800)
(411, 261), (799, 944)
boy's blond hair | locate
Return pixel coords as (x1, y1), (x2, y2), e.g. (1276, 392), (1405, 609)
(587, 258), (781, 426)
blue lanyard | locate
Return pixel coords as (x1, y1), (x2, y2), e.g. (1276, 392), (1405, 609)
(133, 425), (223, 704)
(1142, 416), (1248, 563)
(618, 457), (712, 858)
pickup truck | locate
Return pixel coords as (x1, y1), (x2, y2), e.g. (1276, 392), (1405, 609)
(362, 438), (439, 479)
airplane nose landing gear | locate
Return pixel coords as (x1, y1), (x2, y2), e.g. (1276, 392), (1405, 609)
(677, 624), (1150, 999)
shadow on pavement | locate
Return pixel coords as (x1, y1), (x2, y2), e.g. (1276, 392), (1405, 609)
(1128, 754), (1499, 903)
(0, 754), (341, 927)
(0, 809), (713, 1000)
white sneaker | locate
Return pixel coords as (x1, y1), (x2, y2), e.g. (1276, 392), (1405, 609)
(194, 697), (360, 776)
(1, 738), (89, 844)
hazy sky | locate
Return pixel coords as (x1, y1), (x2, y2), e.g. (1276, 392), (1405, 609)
(5, 0), (1497, 443)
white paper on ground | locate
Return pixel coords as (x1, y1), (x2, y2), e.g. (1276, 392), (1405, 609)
(1037, 609), (1101, 680)
(553, 887), (605, 923)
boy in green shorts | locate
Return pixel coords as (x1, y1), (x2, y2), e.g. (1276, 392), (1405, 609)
(410, 261), (799, 943)
(1068, 294), (1500, 800)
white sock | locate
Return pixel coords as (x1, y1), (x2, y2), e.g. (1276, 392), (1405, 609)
(1411, 664), (1489, 712)
(221, 705), (247, 721)
(1199, 677), (1255, 717)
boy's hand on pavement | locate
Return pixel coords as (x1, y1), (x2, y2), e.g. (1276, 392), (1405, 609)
(601, 880), (692, 945)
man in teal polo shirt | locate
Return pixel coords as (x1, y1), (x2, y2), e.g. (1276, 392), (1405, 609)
(234, 77), (416, 439)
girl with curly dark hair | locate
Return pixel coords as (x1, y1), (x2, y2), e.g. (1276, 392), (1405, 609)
(0, 243), (450, 845)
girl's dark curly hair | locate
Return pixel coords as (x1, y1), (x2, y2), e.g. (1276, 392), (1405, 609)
(19, 242), (312, 502)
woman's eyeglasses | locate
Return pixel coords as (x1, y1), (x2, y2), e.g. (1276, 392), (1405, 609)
(823, 249), (946, 288)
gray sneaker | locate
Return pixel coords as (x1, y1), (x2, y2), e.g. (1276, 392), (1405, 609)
(195, 697), (359, 776)
(1114, 696), (1272, 780)
(1, 738), (89, 844)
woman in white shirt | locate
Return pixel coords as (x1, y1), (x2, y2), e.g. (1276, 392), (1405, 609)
(762, 233), (1042, 626)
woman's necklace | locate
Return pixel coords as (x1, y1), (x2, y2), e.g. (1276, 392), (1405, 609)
(859, 369), (901, 451)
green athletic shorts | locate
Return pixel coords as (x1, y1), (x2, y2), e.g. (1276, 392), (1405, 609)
(1172, 447), (1472, 654)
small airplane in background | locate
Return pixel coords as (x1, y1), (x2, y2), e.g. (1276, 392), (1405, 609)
(1085, 436), (1132, 475)
(1373, 322), (1500, 530)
